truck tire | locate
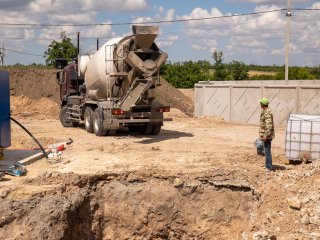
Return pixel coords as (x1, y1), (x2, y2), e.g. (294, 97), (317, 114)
(128, 126), (140, 133)
(151, 125), (161, 135)
(60, 105), (73, 127)
(93, 108), (108, 136)
(140, 124), (153, 135)
(84, 107), (94, 133)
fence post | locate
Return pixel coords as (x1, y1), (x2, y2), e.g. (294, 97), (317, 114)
(229, 85), (233, 121)
(296, 86), (301, 113)
(261, 81), (265, 99)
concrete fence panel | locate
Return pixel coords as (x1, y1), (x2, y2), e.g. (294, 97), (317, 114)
(195, 80), (320, 126)
(232, 86), (260, 124)
(264, 86), (297, 126)
(203, 86), (230, 120)
(299, 87), (320, 114)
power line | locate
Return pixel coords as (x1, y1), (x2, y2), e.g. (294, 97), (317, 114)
(0, 8), (318, 29)
(292, 8), (320, 11)
(4, 48), (43, 57)
(0, 9), (286, 28)
(0, 8), (316, 41)
(2, 8), (319, 59)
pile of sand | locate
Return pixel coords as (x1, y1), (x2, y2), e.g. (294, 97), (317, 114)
(10, 95), (60, 120)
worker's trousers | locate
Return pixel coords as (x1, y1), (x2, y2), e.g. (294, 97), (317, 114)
(263, 140), (272, 170)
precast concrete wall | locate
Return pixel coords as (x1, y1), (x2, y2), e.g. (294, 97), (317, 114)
(195, 80), (320, 126)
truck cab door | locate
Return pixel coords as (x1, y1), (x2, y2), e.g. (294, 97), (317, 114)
(57, 71), (67, 102)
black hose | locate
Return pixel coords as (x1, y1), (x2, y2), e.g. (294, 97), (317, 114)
(10, 117), (48, 159)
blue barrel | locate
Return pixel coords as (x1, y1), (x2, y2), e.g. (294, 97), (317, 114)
(0, 70), (11, 148)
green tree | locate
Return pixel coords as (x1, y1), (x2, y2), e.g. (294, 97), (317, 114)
(226, 60), (249, 80)
(275, 66), (316, 80)
(44, 32), (77, 66)
(161, 60), (214, 88)
(212, 50), (227, 80)
(309, 65), (320, 79)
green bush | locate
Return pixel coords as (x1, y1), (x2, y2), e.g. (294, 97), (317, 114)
(161, 61), (214, 88)
(275, 67), (316, 80)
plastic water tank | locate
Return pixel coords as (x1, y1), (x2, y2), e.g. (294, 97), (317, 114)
(0, 70), (11, 149)
(285, 113), (320, 161)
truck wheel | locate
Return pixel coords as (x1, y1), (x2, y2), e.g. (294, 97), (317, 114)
(84, 107), (94, 133)
(60, 105), (73, 127)
(140, 124), (153, 135)
(151, 125), (161, 135)
(93, 108), (107, 136)
(128, 126), (140, 132)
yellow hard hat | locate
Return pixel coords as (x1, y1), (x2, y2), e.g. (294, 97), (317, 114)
(259, 98), (269, 106)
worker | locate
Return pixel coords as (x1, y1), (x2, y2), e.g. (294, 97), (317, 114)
(259, 98), (275, 171)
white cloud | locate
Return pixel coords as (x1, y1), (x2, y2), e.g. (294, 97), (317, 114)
(165, 9), (175, 21)
(157, 40), (174, 48)
(133, 16), (153, 24)
(157, 6), (165, 14)
(157, 35), (179, 48)
(180, 6), (290, 62)
(168, 35), (179, 41)
(236, 0), (310, 5)
(49, 13), (96, 24)
(1, 0), (320, 66)
(27, 0), (148, 13)
(311, 2), (320, 8)
(133, 7), (175, 24)
(190, 39), (218, 52)
(271, 43), (301, 56)
(179, 7), (223, 28)
(81, 0), (148, 12)
(1, 28), (35, 40)
(271, 48), (283, 56)
(192, 44), (207, 51)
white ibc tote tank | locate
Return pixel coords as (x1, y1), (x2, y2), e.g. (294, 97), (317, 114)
(285, 113), (320, 161)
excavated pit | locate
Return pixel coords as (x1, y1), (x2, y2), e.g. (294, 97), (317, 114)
(0, 171), (257, 240)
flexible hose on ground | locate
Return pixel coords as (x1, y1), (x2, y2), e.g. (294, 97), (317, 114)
(10, 117), (48, 159)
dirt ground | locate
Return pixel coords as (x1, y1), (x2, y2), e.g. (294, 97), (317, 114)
(1, 69), (320, 240)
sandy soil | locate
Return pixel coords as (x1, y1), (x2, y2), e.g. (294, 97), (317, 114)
(1, 69), (320, 239)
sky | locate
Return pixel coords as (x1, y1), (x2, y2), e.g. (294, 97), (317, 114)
(0, 0), (320, 66)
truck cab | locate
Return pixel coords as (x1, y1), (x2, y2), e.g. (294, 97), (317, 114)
(55, 59), (84, 127)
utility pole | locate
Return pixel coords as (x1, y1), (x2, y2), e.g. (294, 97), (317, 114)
(0, 45), (4, 66)
(285, 0), (292, 83)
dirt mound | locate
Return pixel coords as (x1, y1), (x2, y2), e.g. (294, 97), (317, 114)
(10, 95), (59, 120)
(0, 171), (255, 240)
(2, 162), (320, 239)
(7, 67), (60, 101)
(5, 67), (194, 117)
(164, 108), (190, 119)
(156, 77), (194, 116)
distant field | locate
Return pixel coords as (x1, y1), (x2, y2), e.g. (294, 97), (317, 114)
(248, 70), (276, 77)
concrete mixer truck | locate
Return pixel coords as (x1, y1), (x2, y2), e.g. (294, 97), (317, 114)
(55, 25), (170, 136)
